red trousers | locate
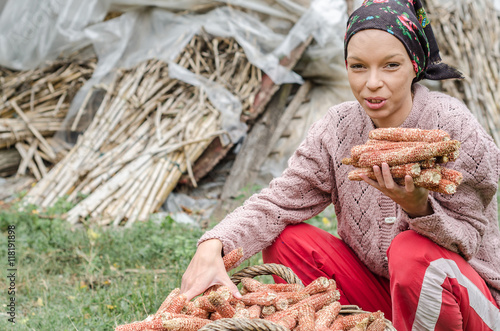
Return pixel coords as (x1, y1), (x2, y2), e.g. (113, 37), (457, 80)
(262, 223), (500, 330)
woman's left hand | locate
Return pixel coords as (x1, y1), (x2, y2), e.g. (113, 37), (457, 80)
(360, 162), (433, 217)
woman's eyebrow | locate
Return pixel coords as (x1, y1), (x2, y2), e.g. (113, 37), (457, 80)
(347, 53), (406, 61)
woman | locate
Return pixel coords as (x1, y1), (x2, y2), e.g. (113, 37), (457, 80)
(181, 0), (500, 329)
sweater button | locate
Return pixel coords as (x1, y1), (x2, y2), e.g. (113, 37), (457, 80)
(384, 217), (396, 224)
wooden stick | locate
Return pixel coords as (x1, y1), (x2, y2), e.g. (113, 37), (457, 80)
(10, 100), (57, 160)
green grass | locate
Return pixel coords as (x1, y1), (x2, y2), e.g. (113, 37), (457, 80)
(0, 199), (206, 330)
(0, 189), (498, 330)
(0, 194), (337, 331)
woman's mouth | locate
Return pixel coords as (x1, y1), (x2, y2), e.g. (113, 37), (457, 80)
(365, 98), (386, 109)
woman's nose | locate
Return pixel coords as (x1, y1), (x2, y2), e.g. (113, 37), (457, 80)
(366, 70), (383, 90)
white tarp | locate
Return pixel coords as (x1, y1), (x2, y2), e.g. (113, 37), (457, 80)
(0, 0), (348, 145)
(0, 0), (111, 70)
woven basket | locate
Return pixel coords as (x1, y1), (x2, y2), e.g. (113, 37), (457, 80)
(199, 263), (397, 331)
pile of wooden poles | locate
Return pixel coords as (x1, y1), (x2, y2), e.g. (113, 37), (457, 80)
(23, 34), (262, 226)
(425, 0), (500, 145)
(0, 58), (96, 178)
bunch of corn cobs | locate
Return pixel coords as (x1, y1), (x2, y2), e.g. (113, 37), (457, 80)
(343, 128), (463, 194)
(115, 248), (387, 331)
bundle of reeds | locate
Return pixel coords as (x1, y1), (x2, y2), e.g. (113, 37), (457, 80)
(425, 0), (500, 145)
(23, 34), (262, 226)
(0, 58), (96, 178)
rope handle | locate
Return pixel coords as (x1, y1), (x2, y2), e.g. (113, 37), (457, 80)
(230, 263), (303, 286)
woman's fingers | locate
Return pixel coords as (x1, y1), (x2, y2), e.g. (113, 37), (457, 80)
(180, 239), (225, 301)
(372, 163), (397, 189)
(404, 174), (415, 192)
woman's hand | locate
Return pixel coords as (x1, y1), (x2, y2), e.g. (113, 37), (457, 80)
(180, 239), (241, 301)
(360, 163), (433, 217)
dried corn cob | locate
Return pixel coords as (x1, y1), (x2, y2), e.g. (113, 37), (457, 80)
(194, 295), (217, 312)
(366, 317), (386, 331)
(156, 288), (180, 315)
(163, 316), (211, 330)
(266, 283), (305, 292)
(314, 301), (341, 329)
(437, 155), (450, 163)
(358, 140), (460, 167)
(223, 247), (244, 271)
(276, 314), (298, 330)
(115, 315), (164, 331)
(351, 141), (426, 160)
(210, 311), (223, 321)
(351, 317), (371, 331)
(420, 158), (437, 169)
(276, 291), (310, 305)
(207, 290), (235, 318)
(202, 285), (221, 296)
(348, 163), (421, 181)
(301, 277), (331, 295)
(234, 300), (246, 310)
(181, 301), (210, 319)
(448, 150), (459, 162)
(331, 311), (383, 330)
(297, 304), (315, 331)
(413, 168), (442, 186)
(369, 128), (450, 142)
(241, 291), (277, 306)
(261, 305), (277, 317)
(233, 306), (251, 319)
(241, 277), (275, 293)
(275, 298), (289, 311)
(274, 298), (289, 311)
(437, 150), (459, 164)
(162, 312), (195, 320)
(163, 293), (187, 314)
(365, 139), (392, 145)
(265, 306), (299, 323)
(440, 167), (463, 185)
(421, 179), (458, 195)
(341, 157), (359, 167)
(247, 304), (262, 319)
(327, 279), (337, 291)
(285, 289), (339, 314)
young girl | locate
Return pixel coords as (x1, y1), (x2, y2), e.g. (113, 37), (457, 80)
(181, 1), (500, 329)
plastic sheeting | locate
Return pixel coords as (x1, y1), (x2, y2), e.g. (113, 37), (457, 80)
(63, 0), (347, 145)
(0, 0), (348, 146)
(0, 0), (111, 70)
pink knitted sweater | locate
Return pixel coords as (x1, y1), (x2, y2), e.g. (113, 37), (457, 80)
(199, 84), (500, 305)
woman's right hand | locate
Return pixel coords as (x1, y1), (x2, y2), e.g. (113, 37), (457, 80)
(180, 239), (242, 301)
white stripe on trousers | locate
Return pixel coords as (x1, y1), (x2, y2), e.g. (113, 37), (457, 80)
(412, 258), (500, 331)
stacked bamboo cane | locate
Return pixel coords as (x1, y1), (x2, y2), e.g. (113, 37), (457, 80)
(424, 0), (500, 145)
(0, 58), (96, 178)
(23, 34), (262, 226)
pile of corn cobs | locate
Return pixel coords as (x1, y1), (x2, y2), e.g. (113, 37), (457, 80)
(116, 248), (387, 330)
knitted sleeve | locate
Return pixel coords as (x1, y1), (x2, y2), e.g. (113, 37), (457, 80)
(401, 102), (500, 260)
(198, 112), (335, 261)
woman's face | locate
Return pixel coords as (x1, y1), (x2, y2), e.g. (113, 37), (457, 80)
(346, 29), (417, 128)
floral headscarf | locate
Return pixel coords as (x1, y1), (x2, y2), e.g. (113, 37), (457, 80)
(344, 0), (462, 82)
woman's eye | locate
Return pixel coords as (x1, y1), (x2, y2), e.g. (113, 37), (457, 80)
(386, 63), (400, 69)
(349, 64), (364, 70)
